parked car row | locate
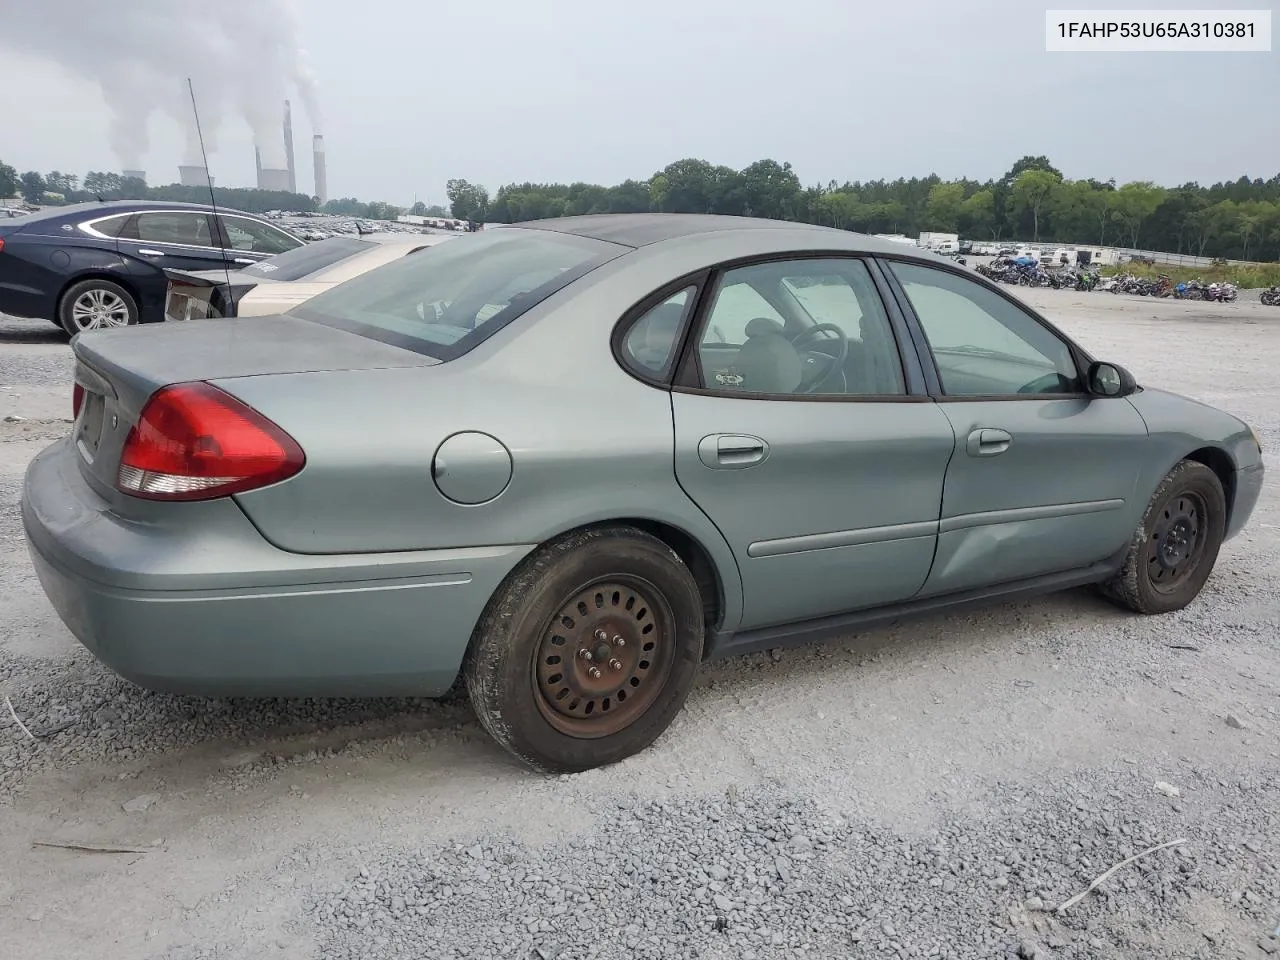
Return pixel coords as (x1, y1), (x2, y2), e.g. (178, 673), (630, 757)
(19, 213), (1265, 774)
(163, 232), (457, 320)
(0, 200), (305, 334)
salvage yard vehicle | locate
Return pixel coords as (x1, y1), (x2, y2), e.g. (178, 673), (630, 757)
(0, 200), (304, 334)
(21, 214), (1265, 773)
(164, 232), (458, 320)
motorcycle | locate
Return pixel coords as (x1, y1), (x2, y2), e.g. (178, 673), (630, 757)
(1261, 286), (1280, 307)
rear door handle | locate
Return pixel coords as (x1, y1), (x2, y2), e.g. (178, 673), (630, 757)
(232, 257), (256, 265)
(136, 248), (165, 257)
(966, 427), (1012, 457)
(698, 434), (769, 469)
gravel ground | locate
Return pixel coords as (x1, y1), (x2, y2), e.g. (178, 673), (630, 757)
(0, 290), (1277, 960)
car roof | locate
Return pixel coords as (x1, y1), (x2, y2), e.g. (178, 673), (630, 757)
(16, 199), (256, 224)
(510, 213), (914, 255)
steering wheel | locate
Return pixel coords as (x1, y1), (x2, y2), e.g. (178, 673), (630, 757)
(789, 323), (849, 394)
(1016, 373), (1067, 394)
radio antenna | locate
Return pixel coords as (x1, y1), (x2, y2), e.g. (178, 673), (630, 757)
(186, 77), (234, 296)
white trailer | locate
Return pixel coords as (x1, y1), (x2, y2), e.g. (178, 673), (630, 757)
(918, 231), (960, 251)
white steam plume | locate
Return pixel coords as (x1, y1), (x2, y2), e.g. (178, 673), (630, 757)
(0, 0), (321, 178)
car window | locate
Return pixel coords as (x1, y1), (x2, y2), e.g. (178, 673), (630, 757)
(889, 262), (1082, 396)
(86, 214), (132, 239)
(221, 216), (302, 254)
(240, 236), (372, 281)
(619, 287), (693, 378)
(290, 227), (623, 361)
(693, 258), (905, 397)
(134, 212), (214, 247)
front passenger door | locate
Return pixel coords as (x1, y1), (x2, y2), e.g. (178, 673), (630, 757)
(885, 260), (1150, 596)
(215, 214), (303, 268)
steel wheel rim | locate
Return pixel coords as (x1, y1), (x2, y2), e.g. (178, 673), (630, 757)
(532, 577), (675, 739)
(71, 289), (130, 331)
(1146, 491), (1208, 595)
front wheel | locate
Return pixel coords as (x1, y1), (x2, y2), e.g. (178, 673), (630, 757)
(464, 526), (705, 773)
(1098, 460), (1226, 615)
(58, 279), (139, 336)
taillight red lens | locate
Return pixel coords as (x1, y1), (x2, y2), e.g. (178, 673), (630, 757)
(117, 381), (305, 501)
(72, 383), (85, 419)
(0, 238), (6, 254)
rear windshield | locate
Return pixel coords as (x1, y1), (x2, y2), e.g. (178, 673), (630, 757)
(289, 228), (624, 360)
(242, 236), (373, 281)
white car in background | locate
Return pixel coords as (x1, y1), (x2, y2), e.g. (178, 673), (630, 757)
(164, 233), (457, 320)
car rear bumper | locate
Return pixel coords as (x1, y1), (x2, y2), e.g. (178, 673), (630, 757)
(1226, 462), (1264, 541)
(21, 438), (534, 697)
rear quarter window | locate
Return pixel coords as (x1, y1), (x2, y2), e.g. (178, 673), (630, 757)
(290, 228), (625, 361)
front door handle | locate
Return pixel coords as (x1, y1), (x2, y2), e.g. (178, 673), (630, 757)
(232, 257), (256, 265)
(136, 248), (165, 257)
(697, 434), (769, 469)
(966, 427), (1012, 457)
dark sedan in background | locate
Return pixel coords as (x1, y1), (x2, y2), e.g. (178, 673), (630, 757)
(0, 200), (304, 334)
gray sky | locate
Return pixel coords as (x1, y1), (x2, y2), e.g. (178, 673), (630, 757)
(1, 0), (1276, 205)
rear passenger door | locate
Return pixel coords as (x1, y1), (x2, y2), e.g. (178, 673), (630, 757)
(667, 256), (957, 632)
(117, 211), (226, 273)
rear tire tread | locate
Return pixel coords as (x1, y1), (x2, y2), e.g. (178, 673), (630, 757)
(463, 525), (704, 774)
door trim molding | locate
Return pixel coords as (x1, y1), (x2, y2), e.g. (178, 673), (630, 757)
(746, 497), (1124, 559)
(747, 519), (938, 558)
(938, 498), (1123, 533)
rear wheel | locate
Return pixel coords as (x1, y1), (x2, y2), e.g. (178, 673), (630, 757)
(1099, 460), (1226, 615)
(58, 279), (138, 336)
(464, 526), (705, 773)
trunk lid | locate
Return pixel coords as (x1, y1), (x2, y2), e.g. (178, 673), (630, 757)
(70, 315), (436, 506)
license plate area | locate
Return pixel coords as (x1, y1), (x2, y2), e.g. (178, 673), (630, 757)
(75, 391), (106, 463)
(166, 286), (213, 322)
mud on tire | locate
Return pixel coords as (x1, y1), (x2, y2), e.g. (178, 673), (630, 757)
(463, 526), (705, 773)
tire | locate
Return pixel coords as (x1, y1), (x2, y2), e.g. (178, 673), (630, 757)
(57, 278), (139, 336)
(1098, 460), (1226, 615)
(464, 525), (705, 773)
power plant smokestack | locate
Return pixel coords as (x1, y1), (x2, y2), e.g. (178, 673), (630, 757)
(312, 135), (328, 205)
(283, 99), (296, 194)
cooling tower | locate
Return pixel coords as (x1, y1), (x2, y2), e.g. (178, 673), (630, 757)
(283, 100), (297, 194)
(178, 165), (211, 187)
(121, 169), (146, 184)
(312, 135), (328, 204)
(258, 168), (292, 192)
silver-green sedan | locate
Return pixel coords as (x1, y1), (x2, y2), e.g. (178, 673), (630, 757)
(21, 215), (1265, 772)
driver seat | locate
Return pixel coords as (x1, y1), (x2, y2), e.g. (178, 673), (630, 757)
(730, 317), (802, 393)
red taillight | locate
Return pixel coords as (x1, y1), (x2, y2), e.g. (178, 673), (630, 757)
(0, 238), (6, 254)
(72, 383), (85, 419)
(116, 381), (305, 501)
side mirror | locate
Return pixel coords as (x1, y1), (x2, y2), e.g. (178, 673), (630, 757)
(1087, 360), (1137, 397)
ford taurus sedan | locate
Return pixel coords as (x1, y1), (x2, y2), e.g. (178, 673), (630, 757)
(20, 214), (1265, 772)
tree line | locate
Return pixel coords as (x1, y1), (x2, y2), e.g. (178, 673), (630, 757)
(6, 157), (1280, 261)
(447, 156), (1280, 262)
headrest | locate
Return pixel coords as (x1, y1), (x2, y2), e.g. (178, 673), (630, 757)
(744, 316), (784, 338)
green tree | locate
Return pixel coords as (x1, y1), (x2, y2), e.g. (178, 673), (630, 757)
(18, 171), (45, 204)
(1110, 181), (1166, 248)
(0, 159), (16, 198)
(445, 178), (489, 222)
(1009, 169), (1061, 241)
(959, 189), (997, 238)
(924, 182), (964, 232)
(740, 159), (801, 220)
